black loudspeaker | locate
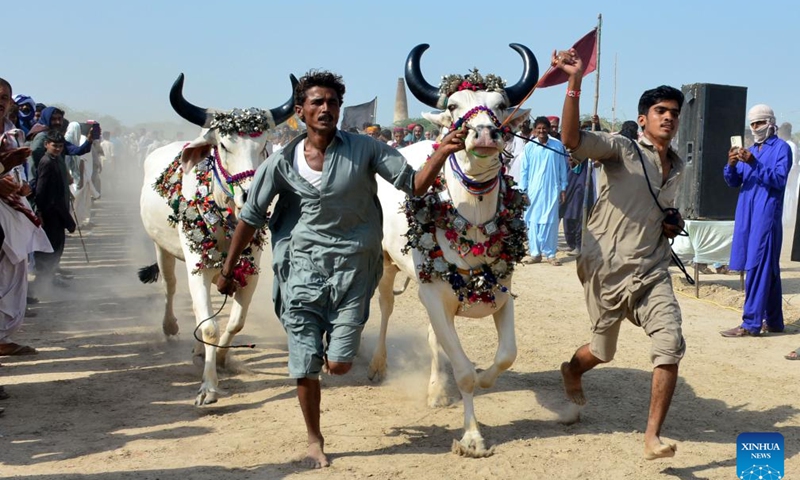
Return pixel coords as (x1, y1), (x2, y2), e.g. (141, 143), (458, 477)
(675, 83), (748, 220)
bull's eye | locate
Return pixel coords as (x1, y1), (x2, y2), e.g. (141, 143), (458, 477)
(448, 104), (457, 112)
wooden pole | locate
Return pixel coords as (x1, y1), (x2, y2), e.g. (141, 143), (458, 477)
(612, 53), (617, 131)
(592, 13), (602, 128)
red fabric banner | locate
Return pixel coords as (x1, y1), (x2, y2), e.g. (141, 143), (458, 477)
(537, 28), (598, 88)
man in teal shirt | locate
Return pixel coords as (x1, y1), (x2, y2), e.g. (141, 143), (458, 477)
(218, 70), (464, 468)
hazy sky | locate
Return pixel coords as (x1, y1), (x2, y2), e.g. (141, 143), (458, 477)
(7, 1), (800, 130)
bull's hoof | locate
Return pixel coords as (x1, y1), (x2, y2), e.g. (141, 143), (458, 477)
(163, 318), (179, 336)
(195, 388), (219, 406)
(427, 388), (453, 408)
(451, 438), (495, 458)
(367, 361), (386, 383)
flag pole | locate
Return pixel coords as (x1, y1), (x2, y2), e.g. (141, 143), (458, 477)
(612, 53), (617, 131)
(581, 13), (602, 253)
(592, 13), (602, 130)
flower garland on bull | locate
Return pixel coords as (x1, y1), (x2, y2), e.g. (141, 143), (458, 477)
(402, 152), (529, 307)
(402, 68), (528, 307)
(153, 108), (271, 285)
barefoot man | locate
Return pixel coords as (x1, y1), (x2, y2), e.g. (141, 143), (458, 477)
(553, 47), (687, 460)
(217, 70), (466, 468)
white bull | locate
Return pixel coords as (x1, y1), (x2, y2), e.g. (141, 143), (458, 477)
(369, 44), (538, 456)
(139, 74), (296, 405)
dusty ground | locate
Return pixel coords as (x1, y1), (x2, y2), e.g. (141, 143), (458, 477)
(2, 162), (799, 480)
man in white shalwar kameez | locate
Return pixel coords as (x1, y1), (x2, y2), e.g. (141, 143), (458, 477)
(0, 100), (52, 357)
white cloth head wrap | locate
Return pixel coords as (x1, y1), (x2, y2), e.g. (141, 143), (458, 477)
(748, 104), (777, 144)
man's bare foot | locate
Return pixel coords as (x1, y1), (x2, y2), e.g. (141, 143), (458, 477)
(301, 441), (329, 469)
(560, 362), (586, 405)
(644, 436), (677, 460)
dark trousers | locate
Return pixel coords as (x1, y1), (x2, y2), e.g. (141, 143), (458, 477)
(35, 212), (66, 278)
(564, 218), (582, 251)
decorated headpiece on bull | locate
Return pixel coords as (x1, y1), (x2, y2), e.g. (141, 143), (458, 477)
(169, 73), (297, 210)
(405, 43), (537, 176)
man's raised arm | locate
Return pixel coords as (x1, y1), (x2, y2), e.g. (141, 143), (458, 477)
(554, 48), (585, 151)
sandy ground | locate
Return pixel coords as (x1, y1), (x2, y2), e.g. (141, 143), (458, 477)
(2, 160), (799, 480)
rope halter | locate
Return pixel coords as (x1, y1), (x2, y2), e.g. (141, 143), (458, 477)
(212, 146), (257, 199)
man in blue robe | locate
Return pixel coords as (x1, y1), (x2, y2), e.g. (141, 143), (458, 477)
(519, 116), (568, 265)
(720, 104), (792, 337)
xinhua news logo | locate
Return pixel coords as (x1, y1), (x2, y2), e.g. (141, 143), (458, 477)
(737, 432), (784, 479)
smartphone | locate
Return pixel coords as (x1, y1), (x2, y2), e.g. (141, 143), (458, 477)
(89, 121), (101, 139)
(730, 135), (743, 149)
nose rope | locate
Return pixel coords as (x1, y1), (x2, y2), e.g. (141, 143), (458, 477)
(453, 106), (567, 157)
(212, 146), (257, 199)
(451, 105), (507, 132)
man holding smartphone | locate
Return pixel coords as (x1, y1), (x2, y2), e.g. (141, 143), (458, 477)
(720, 105), (792, 337)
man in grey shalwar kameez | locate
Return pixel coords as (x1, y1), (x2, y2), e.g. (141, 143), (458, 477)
(218, 70), (466, 468)
(552, 48), (686, 462)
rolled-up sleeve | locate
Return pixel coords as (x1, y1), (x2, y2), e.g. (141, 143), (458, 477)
(239, 159), (278, 229)
(570, 131), (625, 163)
(372, 142), (415, 196)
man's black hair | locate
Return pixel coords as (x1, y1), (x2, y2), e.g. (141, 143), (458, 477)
(295, 70), (346, 106)
(44, 130), (65, 145)
(637, 85), (684, 116)
(0, 77), (11, 95)
(619, 120), (639, 140)
(35, 103), (46, 112)
(533, 116), (551, 129)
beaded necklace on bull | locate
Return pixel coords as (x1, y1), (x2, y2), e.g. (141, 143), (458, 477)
(403, 71), (529, 308)
(154, 109), (270, 286)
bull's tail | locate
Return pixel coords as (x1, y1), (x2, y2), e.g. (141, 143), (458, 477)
(392, 275), (411, 295)
(138, 263), (160, 284)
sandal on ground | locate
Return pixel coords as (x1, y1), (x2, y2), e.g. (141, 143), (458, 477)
(719, 326), (760, 338)
(546, 257), (562, 266)
(0, 343), (38, 356)
(785, 348), (800, 361)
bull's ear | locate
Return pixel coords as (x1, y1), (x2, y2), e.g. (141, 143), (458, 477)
(422, 110), (452, 128)
(179, 129), (214, 172)
(504, 108), (530, 131)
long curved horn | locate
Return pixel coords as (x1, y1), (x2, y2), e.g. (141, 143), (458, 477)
(169, 73), (210, 127)
(270, 74), (299, 126)
(503, 44), (540, 107)
(404, 44), (444, 109)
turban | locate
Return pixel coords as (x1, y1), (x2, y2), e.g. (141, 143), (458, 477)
(13, 95), (36, 130)
(407, 123), (416, 129)
(748, 104), (777, 144)
(365, 126), (380, 134)
(546, 116), (560, 123)
(393, 127), (405, 133)
(747, 104), (775, 124)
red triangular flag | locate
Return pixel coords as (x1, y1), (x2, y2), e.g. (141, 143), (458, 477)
(537, 28), (598, 88)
